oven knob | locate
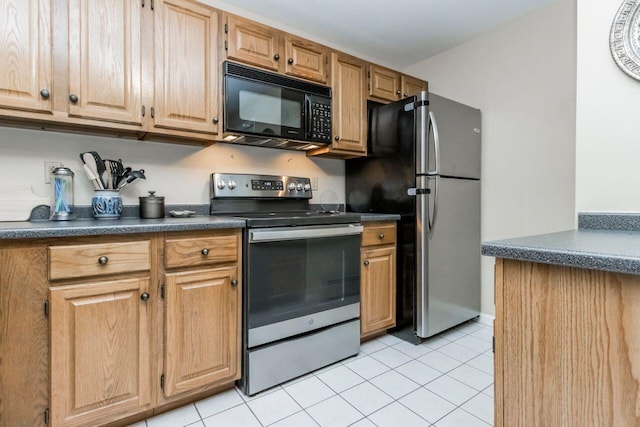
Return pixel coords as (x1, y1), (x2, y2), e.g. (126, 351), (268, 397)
(216, 180), (226, 190)
(228, 180), (236, 190)
(303, 184), (311, 192)
(288, 183), (296, 191)
(296, 183), (303, 191)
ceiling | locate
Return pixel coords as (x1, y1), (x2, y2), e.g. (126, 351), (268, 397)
(223, 0), (557, 69)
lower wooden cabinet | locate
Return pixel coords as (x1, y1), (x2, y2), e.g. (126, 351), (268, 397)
(49, 278), (153, 427)
(360, 222), (397, 339)
(163, 266), (240, 398)
(494, 258), (640, 427)
(0, 230), (242, 426)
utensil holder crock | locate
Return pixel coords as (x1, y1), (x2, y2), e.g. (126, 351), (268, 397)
(91, 190), (123, 219)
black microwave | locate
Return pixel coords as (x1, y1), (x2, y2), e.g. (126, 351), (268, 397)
(223, 61), (332, 148)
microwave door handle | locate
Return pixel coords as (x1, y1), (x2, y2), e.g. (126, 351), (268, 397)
(305, 96), (312, 138)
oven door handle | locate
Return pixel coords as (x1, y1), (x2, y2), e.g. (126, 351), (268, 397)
(249, 224), (363, 243)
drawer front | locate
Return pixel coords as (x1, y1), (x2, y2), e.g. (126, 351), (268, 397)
(362, 223), (397, 247)
(49, 241), (151, 280)
(165, 233), (238, 269)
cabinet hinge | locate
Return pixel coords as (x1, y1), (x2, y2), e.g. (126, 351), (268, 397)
(160, 284), (165, 300)
(142, 105), (145, 117)
(141, 0), (144, 7)
(44, 408), (49, 424)
(150, 107), (155, 118)
(150, 0), (154, 10)
(492, 336), (495, 353)
(367, 83), (371, 91)
(224, 23), (228, 33)
(160, 374), (165, 389)
(44, 300), (49, 317)
(367, 71), (371, 78)
(224, 40), (228, 51)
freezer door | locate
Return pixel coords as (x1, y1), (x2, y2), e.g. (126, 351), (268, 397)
(428, 94), (481, 179)
(417, 177), (480, 338)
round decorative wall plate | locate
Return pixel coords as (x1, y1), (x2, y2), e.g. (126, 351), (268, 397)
(610, 0), (640, 80)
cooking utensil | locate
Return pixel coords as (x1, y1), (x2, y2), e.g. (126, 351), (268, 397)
(88, 151), (107, 189)
(81, 153), (104, 189)
(82, 164), (102, 190)
(117, 169), (146, 190)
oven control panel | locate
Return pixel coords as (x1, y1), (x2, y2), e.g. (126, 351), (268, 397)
(211, 173), (312, 199)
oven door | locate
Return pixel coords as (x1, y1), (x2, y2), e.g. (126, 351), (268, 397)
(225, 75), (305, 140)
(246, 224), (363, 348)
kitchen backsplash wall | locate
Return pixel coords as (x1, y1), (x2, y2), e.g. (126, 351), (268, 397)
(0, 127), (345, 206)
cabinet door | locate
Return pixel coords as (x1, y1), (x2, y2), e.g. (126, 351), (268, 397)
(401, 74), (428, 98)
(226, 14), (280, 71)
(331, 52), (367, 154)
(284, 35), (327, 83)
(68, 0), (143, 125)
(50, 278), (152, 427)
(369, 64), (400, 102)
(164, 266), (240, 398)
(153, 0), (219, 134)
(0, 0), (52, 114)
(361, 246), (396, 336)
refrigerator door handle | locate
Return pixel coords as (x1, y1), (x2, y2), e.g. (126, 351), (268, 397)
(427, 111), (440, 176)
(427, 175), (439, 239)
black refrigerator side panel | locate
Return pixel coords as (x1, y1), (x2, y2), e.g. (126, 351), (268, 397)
(346, 97), (418, 335)
(345, 98), (416, 214)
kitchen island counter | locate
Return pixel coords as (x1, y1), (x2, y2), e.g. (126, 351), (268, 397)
(482, 228), (640, 275)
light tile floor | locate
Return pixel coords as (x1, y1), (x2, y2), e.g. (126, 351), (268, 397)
(132, 319), (493, 427)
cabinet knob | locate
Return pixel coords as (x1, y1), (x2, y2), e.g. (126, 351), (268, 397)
(396, 90), (401, 95)
(231, 279), (238, 286)
(364, 260), (369, 266)
(69, 94), (79, 103)
(274, 53), (280, 61)
(378, 233), (384, 239)
(403, 93), (408, 97)
(201, 248), (209, 256)
(212, 117), (219, 124)
(334, 135), (340, 141)
(40, 89), (50, 99)
(140, 292), (150, 301)
(288, 58), (294, 64)
(98, 256), (109, 265)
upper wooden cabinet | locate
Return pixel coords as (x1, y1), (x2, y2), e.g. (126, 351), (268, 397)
(225, 14), (280, 71)
(401, 74), (428, 98)
(68, 0), (143, 125)
(308, 52), (366, 158)
(0, 0), (53, 115)
(368, 64), (427, 103)
(224, 14), (328, 83)
(369, 64), (400, 102)
(152, 0), (219, 134)
(284, 35), (328, 83)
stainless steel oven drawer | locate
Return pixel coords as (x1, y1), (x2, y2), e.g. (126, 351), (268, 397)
(244, 319), (360, 396)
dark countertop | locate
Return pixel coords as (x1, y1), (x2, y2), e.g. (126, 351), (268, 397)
(0, 211), (400, 240)
(482, 227), (640, 275)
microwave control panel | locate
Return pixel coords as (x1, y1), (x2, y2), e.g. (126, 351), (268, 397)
(308, 96), (332, 143)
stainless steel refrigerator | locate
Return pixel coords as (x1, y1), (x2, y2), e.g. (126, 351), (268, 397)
(346, 92), (481, 341)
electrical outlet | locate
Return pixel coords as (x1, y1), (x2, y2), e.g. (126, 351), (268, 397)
(311, 176), (319, 191)
(44, 161), (65, 184)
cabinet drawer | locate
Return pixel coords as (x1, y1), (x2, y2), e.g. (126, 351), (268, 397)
(362, 223), (397, 247)
(49, 241), (151, 280)
(165, 233), (238, 269)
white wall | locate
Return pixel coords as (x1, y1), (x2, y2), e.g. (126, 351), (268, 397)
(404, 0), (577, 316)
(575, 2), (640, 212)
(0, 127), (344, 206)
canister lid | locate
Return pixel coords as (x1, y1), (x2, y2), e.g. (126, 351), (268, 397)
(51, 166), (74, 176)
(139, 190), (164, 203)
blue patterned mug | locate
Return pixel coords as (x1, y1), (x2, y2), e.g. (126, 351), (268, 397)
(92, 190), (123, 219)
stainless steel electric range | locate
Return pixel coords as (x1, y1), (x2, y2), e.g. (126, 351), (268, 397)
(210, 173), (363, 396)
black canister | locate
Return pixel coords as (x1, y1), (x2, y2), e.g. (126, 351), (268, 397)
(139, 191), (165, 218)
